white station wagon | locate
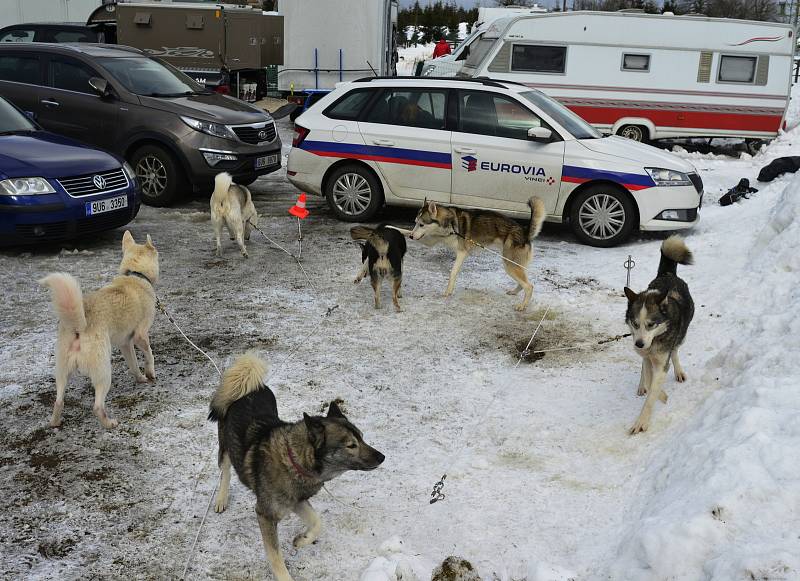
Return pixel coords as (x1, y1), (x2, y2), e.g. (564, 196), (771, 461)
(287, 78), (703, 246)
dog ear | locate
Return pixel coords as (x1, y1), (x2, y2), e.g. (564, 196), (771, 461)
(623, 287), (638, 302)
(303, 413), (325, 449)
(327, 401), (346, 419)
(145, 234), (155, 249)
(122, 230), (135, 250)
(427, 200), (437, 216)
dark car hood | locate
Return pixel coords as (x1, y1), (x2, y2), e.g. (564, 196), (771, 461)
(0, 132), (120, 180)
(137, 93), (271, 125)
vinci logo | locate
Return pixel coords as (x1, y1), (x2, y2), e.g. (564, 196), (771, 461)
(461, 155), (478, 172)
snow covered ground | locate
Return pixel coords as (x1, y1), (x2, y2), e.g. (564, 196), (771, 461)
(1, 95), (799, 580)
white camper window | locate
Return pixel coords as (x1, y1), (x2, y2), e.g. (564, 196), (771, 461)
(718, 55), (757, 84)
(622, 54), (650, 72)
(511, 45), (567, 74)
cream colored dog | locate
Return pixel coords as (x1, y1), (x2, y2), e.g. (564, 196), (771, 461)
(210, 172), (258, 258)
(39, 231), (160, 429)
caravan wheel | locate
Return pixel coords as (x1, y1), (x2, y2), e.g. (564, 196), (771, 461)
(617, 125), (647, 142)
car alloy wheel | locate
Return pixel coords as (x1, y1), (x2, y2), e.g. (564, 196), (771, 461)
(332, 172), (372, 217)
(136, 155), (168, 199)
(578, 193), (627, 241)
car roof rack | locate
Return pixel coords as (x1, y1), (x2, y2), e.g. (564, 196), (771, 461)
(352, 76), (526, 89)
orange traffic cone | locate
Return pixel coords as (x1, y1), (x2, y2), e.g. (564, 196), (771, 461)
(289, 193), (309, 219)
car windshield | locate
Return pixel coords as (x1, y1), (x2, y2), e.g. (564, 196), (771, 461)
(0, 97), (36, 134)
(97, 56), (208, 97)
(519, 90), (602, 140)
(463, 37), (494, 68)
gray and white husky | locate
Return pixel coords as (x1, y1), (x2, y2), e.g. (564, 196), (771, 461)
(208, 353), (385, 581)
(409, 197), (546, 311)
(624, 236), (694, 435)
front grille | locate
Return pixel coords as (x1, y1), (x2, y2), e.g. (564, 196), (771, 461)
(688, 172), (703, 194)
(15, 222), (69, 240)
(57, 169), (128, 198)
(231, 122), (276, 145)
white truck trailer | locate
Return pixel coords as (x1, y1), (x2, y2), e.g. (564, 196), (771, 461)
(277, 0), (398, 94)
(0, 0), (102, 29)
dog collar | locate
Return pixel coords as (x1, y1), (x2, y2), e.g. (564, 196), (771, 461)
(124, 270), (153, 286)
(287, 445), (318, 480)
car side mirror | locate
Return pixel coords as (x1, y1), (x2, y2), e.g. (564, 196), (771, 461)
(89, 77), (112, 99)
(528, 126), (553, 142)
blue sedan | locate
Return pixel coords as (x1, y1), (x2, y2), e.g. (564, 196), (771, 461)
(0, 97), (140, 246)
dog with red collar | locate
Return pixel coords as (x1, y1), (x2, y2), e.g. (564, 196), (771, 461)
(208, 353), (385, 581)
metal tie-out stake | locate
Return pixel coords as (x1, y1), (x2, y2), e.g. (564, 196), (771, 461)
(624, 255), (636, 288)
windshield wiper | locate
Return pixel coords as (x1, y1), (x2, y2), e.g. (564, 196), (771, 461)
(142, 91), (194, 97)
(0, 129), (33, 136)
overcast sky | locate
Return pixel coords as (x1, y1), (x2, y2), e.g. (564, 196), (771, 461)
(398, 0), (561, 8)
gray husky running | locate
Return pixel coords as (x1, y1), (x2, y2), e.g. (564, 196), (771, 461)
(208, 353), (385, 581)
(410, 197), (546, 311)
(624, 236), (694, 435)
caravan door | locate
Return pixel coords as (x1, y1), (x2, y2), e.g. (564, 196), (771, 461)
(451, 89), (563, 214)
(357, 87), (451, 203)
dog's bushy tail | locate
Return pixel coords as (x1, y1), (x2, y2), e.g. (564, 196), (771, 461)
(208, 352), (269, 422)
(526, 196), (547, 241)
(350, 226), (375, 241)
(658, 235), (693, 276)
(214, 172), (233, 197)
(39, 273), (87, 334)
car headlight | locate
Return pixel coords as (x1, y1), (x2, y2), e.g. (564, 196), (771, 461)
(0, 177), (56, 196)
(122, 161), (136, 180)
(645, 167), (692, 187)
(181, 116), (235, 140)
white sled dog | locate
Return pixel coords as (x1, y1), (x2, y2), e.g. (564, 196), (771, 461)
(39, 231), (160, 429)
(210, 172), (258, 257)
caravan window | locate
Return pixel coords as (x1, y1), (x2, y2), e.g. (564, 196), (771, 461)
(511, 45), (566, 74)
(718, 55), (757, 84)
(622, 54), (650, 72)
(464, 37), (495, 69)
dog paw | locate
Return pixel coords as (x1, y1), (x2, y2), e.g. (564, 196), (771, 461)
(49, 418), (62, 428)
(506, 287), (520, 296)
(353, 277), (362, 284)
(637, 386), (647, 396)
(135, 374), (149, 384)
(629, 418), (649, 435)
(514, 302), (527, 312)
(101, 417), (119, 429)
(146, 372), (156, 384)
(214, 499), (228, 513)
(443, 290), (453, 298)
(659, 390), (668, 404)
(675, 370), (687, 383)
(293, 532), (316, 548)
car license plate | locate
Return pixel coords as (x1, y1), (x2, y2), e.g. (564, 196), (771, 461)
(255, 154), (279, 169)
(85, 195), (128, 216)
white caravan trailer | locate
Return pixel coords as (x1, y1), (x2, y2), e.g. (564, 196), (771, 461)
(455, 12), (795, 142)
(277, 0), (398, 93)
(417, 5), (547, 78)
(0, 0), (102, 29)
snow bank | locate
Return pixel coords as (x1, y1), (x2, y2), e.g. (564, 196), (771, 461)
(604, 172), (800, 580)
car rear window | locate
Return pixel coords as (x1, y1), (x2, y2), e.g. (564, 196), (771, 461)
(324, 89), (373, 120)
(0, 55), (42, 85)
(364, 89), (447, 130)
(0, 29), (34, 43)
(47, 30), (96, 43)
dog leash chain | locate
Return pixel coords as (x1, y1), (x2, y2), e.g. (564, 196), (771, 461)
(430, 474), (446, 504)
(247, 219), (317, 293)
(156, 296), (222, 377)
(448, 228), (533, 274)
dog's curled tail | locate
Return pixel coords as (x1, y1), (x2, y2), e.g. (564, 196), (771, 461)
(39, 273), (87, 334)
(208, 352), (269, 422)
(527, 196), (547, 241)
(350, 226), (375, 241)
(658, 235), (693, 276)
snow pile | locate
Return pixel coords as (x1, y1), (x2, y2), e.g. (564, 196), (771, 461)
(359, 537), (429, 581)
(604, 172), (800, 580)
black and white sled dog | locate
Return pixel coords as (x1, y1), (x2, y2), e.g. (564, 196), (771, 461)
(624, 236), (694, 435)
(350, 224), (408, 311)
(210, 172), (258, 258)
(410, 197), (546, 311)
(209, 353), (385, 581)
